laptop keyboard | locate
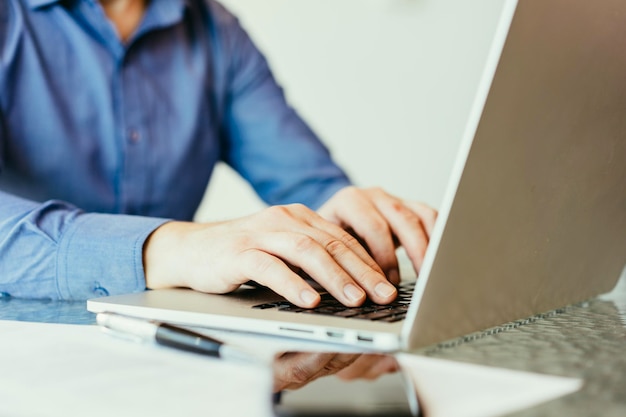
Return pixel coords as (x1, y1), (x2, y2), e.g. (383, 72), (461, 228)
(252, 281), (415, 323)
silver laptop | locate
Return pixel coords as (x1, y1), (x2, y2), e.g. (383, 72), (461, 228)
(88, 0), (626, 352)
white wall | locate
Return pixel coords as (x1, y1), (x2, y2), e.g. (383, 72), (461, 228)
(195, 0), (506, 222)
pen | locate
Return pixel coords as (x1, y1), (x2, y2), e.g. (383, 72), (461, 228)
(96, 312), (256, 363)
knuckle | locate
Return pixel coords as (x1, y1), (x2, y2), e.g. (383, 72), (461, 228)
(263, 204), (312, 222)
(265, 205), (291, 219)
(338, 231), (359, 247)
(234, 234), (253, 250)
(288, 202), (308, 212)
(367, 186), (386, 197)
(288, 364), (313, 386)
(293, 235), (316, 252)
(324, 238), (348, 257)
(390, 199), (405, 214)
(324, 358), (352, 374)
(368, 217), (390, 235)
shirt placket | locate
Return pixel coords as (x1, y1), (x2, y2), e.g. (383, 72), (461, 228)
(117, 48), (150, 215)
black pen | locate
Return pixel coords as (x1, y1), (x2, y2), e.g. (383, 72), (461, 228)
(96, 312), (256, 363)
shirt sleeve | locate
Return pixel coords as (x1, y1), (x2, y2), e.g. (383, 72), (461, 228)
(0, 191), (169, 300)
(212, 4), (352, 210)
(0, 3), (171, 300)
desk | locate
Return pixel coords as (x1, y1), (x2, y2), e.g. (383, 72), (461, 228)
(2, 272), (625, 416)
(418, 272), (626, 416)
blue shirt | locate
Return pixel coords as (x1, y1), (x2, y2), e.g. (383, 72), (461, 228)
(0, 0), (351, 300)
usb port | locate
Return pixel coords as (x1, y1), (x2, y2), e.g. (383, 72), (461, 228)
(357, 334), (374, 342)
(326, 331), (344, 339)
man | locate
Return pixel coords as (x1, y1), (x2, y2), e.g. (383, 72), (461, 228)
(0, 0), (436, 308)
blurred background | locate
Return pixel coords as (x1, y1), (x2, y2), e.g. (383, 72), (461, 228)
(194, 0), (506, 222)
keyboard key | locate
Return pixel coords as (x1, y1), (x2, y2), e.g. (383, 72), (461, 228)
(250, 282), (416, 323)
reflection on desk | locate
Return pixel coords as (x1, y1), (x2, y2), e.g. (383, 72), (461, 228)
(1, 271), (625, 416)
(0, 294), (94, 324)
(419, 273), (626, 416)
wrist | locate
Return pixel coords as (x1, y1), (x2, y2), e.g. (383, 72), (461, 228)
(143, 221), (195, 290)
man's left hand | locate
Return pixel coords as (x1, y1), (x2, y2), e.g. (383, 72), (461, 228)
(318, 186), (437, 285)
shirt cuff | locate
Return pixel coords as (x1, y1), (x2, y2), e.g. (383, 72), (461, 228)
(55, 212), (170, 300)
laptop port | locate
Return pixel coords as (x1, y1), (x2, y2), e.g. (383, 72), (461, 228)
(279, 327), (314, 334)
(357, 334), (374, 343)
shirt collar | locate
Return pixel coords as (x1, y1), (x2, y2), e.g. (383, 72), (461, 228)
(25, 0), (191, 11)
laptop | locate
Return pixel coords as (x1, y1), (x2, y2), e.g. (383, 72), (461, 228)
(88, 0), (626, 352)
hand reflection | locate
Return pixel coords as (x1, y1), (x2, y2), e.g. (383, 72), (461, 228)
(273, 351), (399, 393)
(336, 353), (399, 380)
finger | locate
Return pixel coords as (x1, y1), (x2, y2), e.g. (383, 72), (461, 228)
(246, 205), (396, 304)
(239, 249), (321, 308)
(403, 201), (438, 237)
(313, 231), (398, 304)
(371, 196), (431, 271)
(292, 231), (397, 304)
(318, 353), (361, 376)
(320, 189), (401, 285)
(276, 203), (386, 277)
(295, 352), (360, 383)
(250, 204), (384, 278)
(305, 214), (385, 276)
(273, 352), (359, 391)
(336, 354), (379, 380)
(336, 354), (399, 380)
(273, 352), (335, 391)
(252, 232), (394, 306)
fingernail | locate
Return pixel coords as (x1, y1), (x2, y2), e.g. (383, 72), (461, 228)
(375, 282), (397, 299)
(343, 283), (365, 303)
(300, 289), (319, 306)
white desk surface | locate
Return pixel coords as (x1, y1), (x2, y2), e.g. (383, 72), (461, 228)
(1, 271), (624, 416)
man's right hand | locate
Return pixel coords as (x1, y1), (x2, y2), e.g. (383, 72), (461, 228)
(272, 351), (399, 392)
(143, 204), (398, 308)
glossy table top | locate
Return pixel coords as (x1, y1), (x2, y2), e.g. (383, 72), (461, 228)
(2, 270), (625, 416)
(419, 272), (626, 416)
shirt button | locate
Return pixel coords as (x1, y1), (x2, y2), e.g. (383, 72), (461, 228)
(93, 285), (109, 297)
(128, 129), (141, 143)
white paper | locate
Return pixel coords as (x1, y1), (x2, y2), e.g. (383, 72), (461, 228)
(0, 320), (274, 417)
(397, 353), (583, 417)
